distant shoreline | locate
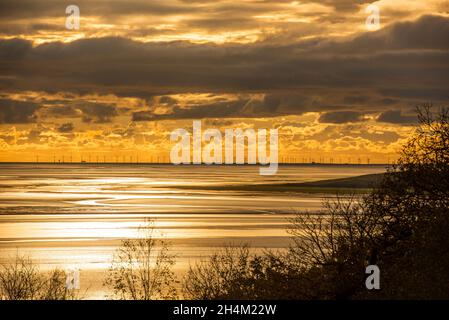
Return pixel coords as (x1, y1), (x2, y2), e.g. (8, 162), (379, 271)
(165, 173), (384, 194)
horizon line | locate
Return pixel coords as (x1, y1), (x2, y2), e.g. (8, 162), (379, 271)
(0, 161), (391, 166)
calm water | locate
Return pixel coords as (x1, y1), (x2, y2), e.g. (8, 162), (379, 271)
(0, 163), (385, 298)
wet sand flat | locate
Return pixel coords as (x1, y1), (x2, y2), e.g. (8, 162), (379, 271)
(0, 163), (386, 298)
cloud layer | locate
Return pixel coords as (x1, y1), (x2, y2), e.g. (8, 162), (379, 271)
(0, 1), (448, 161)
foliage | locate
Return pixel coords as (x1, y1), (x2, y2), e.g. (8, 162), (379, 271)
(105, 220), (178, 300)
(0, 255), (79, 300)
(183, 105), (449, 300)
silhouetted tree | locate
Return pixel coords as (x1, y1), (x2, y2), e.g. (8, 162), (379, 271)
(288, 105), (449, 299)
(183, 245), (254, 299)
(0, 255), (80, 300)
(183, 105), (449, 300)
(105, 220), (177, 300)
(361, 105), (449, 299)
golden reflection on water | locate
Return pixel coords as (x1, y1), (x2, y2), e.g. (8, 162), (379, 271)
(0, 164), (386, 298)
(0, 214), (291, 241)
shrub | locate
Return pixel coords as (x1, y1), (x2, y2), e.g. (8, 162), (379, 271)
(105, 220), (177, 300)
(0, 255), (79, 300)
(183, 105), (449, 300)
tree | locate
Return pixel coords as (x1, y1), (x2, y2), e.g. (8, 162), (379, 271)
(289, 105), (449, 299)
(361, 105), (449, 299)
(0, 254), (79, 300)
(287, 194), (384, 299)
(286, 105), (449, 299)
(105, 219), (177, 300)
(183, 245), (253, 299)
(182, 105), (449, 300)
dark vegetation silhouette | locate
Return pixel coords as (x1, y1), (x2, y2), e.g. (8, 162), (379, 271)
(184, 105), (449, 299)
(0, 255), (80, 300)
(105, 219), (178, 300)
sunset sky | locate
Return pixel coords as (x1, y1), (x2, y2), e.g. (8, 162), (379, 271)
(0, 0), (448, 163)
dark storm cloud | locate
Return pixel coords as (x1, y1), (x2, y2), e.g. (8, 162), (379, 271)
(318, 111), (366, 124)
(133, 99), (250, 121)
(0, 38), (31, 59)
(0, 0), (338, 22)
(0, 22), (61, 36)
(342, 95), (371, 105)
(380, 88), (449, 101)
(0, 0), (197, 19)
(134, 94), (316, 121)
(0, 99), (40, 124)
(57, 122), (75, 133)
(310, 0), (368, 12)
(312, 15), (449, 53)
(77, 103), (118, 123)
(159, 96), (178, 105)
(0, 15), (448, 120)
(42, 105), (79, 118)
(0, 0), (271, 43)
(377, 110), (417, 124)
(39, 102), (119, 123)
